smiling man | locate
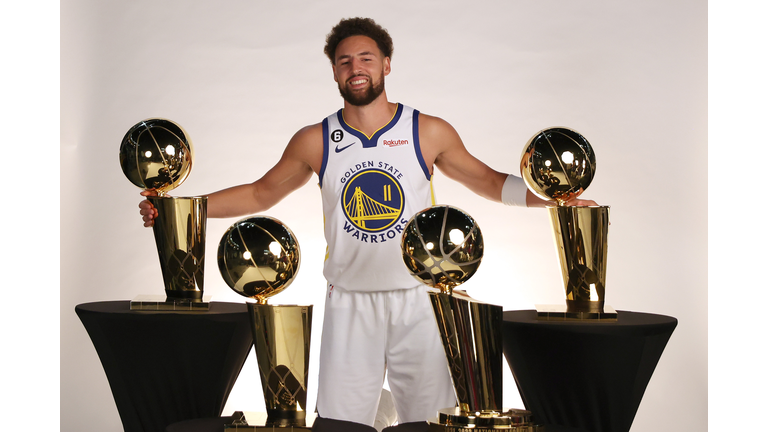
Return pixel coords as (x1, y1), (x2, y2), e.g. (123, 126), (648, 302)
(140, 17), (594, 432)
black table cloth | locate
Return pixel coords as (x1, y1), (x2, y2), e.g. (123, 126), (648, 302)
(76, 301), (254, 432)
(165, 415), (237, 432)
(165, 415), (426, 432)
(502, 310), (677, 432)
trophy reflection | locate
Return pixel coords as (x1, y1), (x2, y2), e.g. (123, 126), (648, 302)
(402, 206), (542, 431)
(119, 118), (209, 310)
(217, 216), (313, 430)
(520, 127), (614, 320)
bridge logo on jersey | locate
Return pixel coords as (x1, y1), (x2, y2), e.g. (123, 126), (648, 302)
(342, 168), (404, 233)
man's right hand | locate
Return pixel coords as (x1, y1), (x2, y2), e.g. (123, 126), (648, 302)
(138, 190), (159, 227)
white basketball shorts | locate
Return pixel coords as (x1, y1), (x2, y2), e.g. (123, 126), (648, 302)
(316, 284), (456, 426)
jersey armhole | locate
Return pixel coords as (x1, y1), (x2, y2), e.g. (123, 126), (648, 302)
(412, 110), (431, 181)
(319, 118), (329, 187)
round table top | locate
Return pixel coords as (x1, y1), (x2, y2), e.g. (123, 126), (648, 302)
(503, 309), (677, 335)
(76, 300), (248, 315)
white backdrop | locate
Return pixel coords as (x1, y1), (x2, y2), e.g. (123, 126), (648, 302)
(60, 1), (709, 431)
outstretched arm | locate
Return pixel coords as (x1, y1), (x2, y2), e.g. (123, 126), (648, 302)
(139, 124), (323, 226)
(420, 115), (596, 207)
(202, 125), (322, 218)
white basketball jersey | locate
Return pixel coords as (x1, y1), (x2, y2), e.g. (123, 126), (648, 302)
(319, 104), (434, 292)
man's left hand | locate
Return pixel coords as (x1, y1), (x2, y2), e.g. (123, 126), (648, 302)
(562, 197), (599, 207)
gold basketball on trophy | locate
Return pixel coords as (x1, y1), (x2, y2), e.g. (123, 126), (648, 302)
(401, 205), (483, 295)
(520, 127), (595, 205)
(119, 118), (194, 195)
(217, 216), (301, 304)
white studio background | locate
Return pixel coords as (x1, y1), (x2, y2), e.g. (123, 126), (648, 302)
(59, 1), (710, 431)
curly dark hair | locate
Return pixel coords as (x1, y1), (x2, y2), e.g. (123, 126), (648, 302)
(324, 17), (394, 64)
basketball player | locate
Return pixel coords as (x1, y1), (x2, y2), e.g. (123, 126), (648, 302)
(139, 18), (596, 432)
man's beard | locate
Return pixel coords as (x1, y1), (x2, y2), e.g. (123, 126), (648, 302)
(338, 72), (385, 106)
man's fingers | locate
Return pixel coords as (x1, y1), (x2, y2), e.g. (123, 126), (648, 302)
(138, 197), (157, 228)
(565, 198), (598, 207)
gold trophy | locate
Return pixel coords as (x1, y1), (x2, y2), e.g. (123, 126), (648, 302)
(119, 118), (209, 310)
(217, 216), (313, 430)
(402, 206), (542, 431)
(520, 127), (615, 320)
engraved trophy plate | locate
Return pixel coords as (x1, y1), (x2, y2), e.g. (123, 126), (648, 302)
(129, 295), (212, 311)
(226, 412), (315, 431)
(119, 118), (210, 311)
(402, 206), (543, 431)
(520, 127), (616, 321)
(217, 216), (312, 430)
(429, 407), (544, 432)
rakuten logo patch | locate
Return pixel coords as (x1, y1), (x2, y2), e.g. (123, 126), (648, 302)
(383, 139), (409, 147)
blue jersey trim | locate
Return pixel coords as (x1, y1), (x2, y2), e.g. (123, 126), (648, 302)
(319, 118), (329, 187)
(412, 110), (431, 181)
(336, 103), (404, 148)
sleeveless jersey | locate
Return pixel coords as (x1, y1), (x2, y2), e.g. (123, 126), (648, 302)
(319, 104), (434, 292)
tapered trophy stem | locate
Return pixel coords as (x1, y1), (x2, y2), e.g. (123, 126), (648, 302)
(147, 196), (207, 300)
(429, 291), (502, 414)
(548, 205), (609, 314)
(247, 303), (313, 427)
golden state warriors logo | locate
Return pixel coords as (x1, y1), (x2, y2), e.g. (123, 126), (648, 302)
(342, 168), (404, 232)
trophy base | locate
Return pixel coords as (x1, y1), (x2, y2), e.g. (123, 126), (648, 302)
(427, 407), (544, 431)
(130, 295), (212, 311)
(535, 304), (617, 321)
(224, 411), (314, 430)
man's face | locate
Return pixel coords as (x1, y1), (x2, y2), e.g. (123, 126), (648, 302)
(332, 35), (391, 107)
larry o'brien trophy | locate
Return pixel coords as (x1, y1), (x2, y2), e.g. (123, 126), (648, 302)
(520, 127), (615, 320)
(217, 216), (313, 430)
(119, 118), (209, 310)
(402, 206), (542, 431)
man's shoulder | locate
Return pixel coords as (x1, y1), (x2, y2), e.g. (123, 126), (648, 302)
(286, 123), (325, 154)
(413, 110), (462, 161)
(284, 123), (325, 172)
(294, 122), (324, 139)
(415, 112), (457, 136)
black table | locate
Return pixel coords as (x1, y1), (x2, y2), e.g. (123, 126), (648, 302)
(501, 310), (677, 432)
(76, 301), (254, 432)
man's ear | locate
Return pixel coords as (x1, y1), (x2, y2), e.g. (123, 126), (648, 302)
(383, 57), (391, 76)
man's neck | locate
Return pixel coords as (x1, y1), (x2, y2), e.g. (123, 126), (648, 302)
(342, 94), (397, 137)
